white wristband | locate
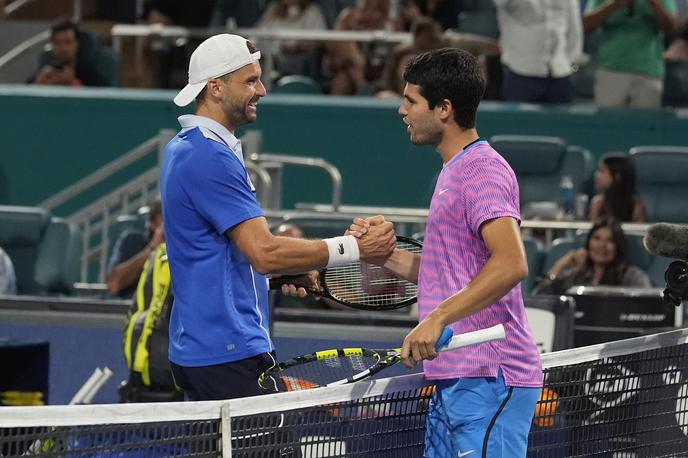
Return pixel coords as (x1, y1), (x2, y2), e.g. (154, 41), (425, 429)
(324, 235), (360, 268)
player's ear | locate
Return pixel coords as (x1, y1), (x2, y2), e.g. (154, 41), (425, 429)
(436, 98), (452, 121)
(207, 79), (223, 99)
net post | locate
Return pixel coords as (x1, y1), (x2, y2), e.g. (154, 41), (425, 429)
(221, 402), (232, 458)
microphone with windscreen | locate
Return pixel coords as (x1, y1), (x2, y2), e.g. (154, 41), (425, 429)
(644, 223), (688, 307)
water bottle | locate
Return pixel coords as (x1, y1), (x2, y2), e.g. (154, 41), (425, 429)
(559, 175), (575, 219)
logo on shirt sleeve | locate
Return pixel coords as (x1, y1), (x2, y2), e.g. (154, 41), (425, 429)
(338, 243), (344, 255)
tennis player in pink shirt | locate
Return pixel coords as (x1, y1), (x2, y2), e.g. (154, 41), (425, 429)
(350, 48), (542, 457)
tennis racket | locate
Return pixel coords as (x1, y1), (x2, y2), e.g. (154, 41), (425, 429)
(269, 236), (423, 311)
(259, 324), (505, 393)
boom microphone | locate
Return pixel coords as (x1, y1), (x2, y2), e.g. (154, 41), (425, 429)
(643, 223), (688, 260)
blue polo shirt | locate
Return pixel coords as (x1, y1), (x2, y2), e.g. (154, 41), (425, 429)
(160, 115), (272, 367)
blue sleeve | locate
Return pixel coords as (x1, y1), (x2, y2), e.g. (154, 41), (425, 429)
(187, 145), (264, 235)
(107, 231), (147, 273)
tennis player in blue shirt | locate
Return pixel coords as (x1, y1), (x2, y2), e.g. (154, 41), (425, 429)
(160, 34), (395, 401)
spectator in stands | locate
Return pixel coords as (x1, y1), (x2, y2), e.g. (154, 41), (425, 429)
(28, 19), (117, 87)
(401, 0), (461, 31)
(138, 0), (216, 88)
(0, 245), (16, 295)
(589, 153), (646, 222)
(256, 0), (327, 78)
(107, 198), (164, 298)
(584, 0), (677, 108)
(665, 18), (688, 61)
(494, 0), (583, 103)
(374, 18), (444, 98)
(533, 218), (651, 295)
(325, 0), (404, 95)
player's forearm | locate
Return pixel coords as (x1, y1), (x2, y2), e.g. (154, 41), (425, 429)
(250, 236), (329, 275)
(649, 0), (676, 34)
(428, 255), (527, 326)
(381, 249), (420, 283)
(106, 248), (150, 293)
(583, 1), (617, 32)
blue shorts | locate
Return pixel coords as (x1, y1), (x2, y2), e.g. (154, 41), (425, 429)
(425, 370), (541, 458)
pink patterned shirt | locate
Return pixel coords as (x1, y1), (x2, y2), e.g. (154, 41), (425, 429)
(419, 140), (542, 387)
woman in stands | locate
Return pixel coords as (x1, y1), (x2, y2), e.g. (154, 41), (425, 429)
(534, 218), (651, 295)
(589, 153), (646, 222)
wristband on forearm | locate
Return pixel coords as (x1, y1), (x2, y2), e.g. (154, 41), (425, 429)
(324, 235), (360, 267)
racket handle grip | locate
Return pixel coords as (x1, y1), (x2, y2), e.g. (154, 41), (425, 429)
(437, 324), (506, 352)
(268, 275), (320, 294)
(435, 327), (453, 350)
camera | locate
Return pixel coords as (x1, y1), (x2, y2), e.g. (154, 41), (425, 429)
(662, 260), (688, 307)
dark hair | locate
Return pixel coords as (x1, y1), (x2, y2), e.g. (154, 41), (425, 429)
(410, 18), (443, 52)
(51, 19), (79, 40)
(580, 217), (629, 285)
(403, 48), (485, 129)
(600, 153), (641, 222)
(678, 19), (688, 41)
(195, 39), (259, 105)
(381, 45), (415, 95)
(148, 198), (162, 221)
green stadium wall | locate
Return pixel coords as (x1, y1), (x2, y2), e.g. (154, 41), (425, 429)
(1, 85), (686, 215)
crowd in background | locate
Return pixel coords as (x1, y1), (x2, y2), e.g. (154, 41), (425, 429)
(8, 0), (686, 106)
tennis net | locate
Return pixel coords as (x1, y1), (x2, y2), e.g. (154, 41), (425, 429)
(1, 327), (687, 457)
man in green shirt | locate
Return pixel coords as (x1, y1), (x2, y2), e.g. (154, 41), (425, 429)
(584, 0), (677, 107)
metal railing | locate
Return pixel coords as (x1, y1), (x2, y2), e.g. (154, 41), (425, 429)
(249, 152), (343, 212)
(43, 129), (173, 285)
(109, 24), (412, 57)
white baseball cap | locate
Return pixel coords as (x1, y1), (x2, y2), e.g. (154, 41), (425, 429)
(173, 33), (261, 107)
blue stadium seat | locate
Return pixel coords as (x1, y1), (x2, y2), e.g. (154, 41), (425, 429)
(490, 135), (594, 214)
(662, 61), (688, 108)
(272, 75), (322, 95)
(457, 0), (499, 39)
(542, 236), (578, 274)
(523, 236), (544, 294)
(630, 146), (688, 223)
(107, 214), (145, 263)
(35, 218), (82, 294)
(0, 206), (81, 294)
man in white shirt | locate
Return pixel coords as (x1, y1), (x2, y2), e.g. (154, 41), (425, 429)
(494, 0), (583, 103)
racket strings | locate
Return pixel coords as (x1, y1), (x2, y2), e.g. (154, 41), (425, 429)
(270, 354), (381, 391)
(324, 241), (421, 306)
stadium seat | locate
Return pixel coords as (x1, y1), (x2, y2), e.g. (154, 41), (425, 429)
(272, 75), (322, 95)
(456, 0), (499, 39)
(541, 236), (577, 275)
(662, 61), (688, 108)
(34, 218), (82, 294)
(0, 206), (81, 294)
(523, 236), (544, 294)
(107, 214), (145, 263)
(630, 146), (688, 223)
(490, 135), (594, 214)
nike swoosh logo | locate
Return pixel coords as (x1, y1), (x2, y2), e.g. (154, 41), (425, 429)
(439, 188), (449, 195)
(457, 451), (474, 457)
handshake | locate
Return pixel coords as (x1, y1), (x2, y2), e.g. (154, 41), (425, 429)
(346, 215), (397, 262)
